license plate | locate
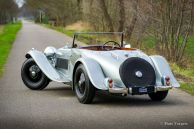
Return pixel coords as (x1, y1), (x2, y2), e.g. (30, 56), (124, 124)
(131, 86), (154, 95)
(139, 87), (147, 93)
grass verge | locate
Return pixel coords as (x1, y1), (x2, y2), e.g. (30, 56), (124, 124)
(0, 21), (22, 76)
(42, 24), (78, 37)
(43, 24), (124, 44)
(42, 21), (91, 37)
(171, 63), (194, 95)
(179, 82), (194, 95)
(171, 63), (194, 80)
(0, 25), (4, 34)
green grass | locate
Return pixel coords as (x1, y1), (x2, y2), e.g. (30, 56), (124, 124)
(183, 36), (194, 56)
(171, 63), (194, 95)
(52, 27), (76, 37)
(42, 24), (119, 44)
(42, 24), (77, 37)
(180, 82), (194, 95)
(171, 63), (194, 79)
(0, 21), (22, 76)
(142, 36), (156, 49)
(0, 25), (4, 34)
(186, 36), (194, 67)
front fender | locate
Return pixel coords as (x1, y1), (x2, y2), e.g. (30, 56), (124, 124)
(73, 58), (107, 90)
(26, 49), (69, 82)
(150, 55), (180, 87)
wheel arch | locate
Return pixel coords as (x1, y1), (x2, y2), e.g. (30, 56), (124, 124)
(149, 55), (180, 87)
(72, 58), (107, 90)
(72, 61), (82, 90)
(25, 50), (68, 82)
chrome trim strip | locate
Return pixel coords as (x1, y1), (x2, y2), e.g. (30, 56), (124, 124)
(109, 86), (173, 94)
(109, 88), (128, 94)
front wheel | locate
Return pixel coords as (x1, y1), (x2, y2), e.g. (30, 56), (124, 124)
(21, 58), (49, 90)
(148, 91), (168, 101)
(74, 64), (95, 104)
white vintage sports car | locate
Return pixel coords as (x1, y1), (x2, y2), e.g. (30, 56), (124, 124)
(21, 32), (180, 104)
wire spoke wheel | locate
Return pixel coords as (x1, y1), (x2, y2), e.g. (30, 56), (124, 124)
(28, 65), (41, 81)
(21, 58), (50, 90)
(76, 73), (86, 96)
(74, 64), (95, 104)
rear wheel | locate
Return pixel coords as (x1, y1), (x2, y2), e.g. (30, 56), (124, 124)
(21, 58), (49, 90)
(74, 64), (95, 104)
(148, 91), (168, 101)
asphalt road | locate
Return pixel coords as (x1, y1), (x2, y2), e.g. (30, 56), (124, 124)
(0, 20), (194, 129)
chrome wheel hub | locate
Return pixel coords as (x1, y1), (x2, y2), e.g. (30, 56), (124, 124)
(29, 65), (40, 78)
(31, 71), (36, 77)
(78, 73), (86, 94)
(135, 71), (143, 78)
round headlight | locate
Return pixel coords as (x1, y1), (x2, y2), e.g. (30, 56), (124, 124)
(44, 46), (57, 57)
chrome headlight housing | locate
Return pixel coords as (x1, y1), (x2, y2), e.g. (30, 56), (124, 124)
(44, 46), (57, 67)
(44, 46), (57, 57)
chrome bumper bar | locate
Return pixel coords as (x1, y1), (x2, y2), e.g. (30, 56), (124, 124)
(109, 86), (173, 94)
(109, 87), (129, 94)
(155, 85), (172, 92)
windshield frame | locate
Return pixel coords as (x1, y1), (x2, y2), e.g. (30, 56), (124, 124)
(72, 32), (124, 48)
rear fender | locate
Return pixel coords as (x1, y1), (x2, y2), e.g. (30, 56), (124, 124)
(26, 49), (69, 82)
(150, 55), (180, 87)
(73, 58), (107, 90)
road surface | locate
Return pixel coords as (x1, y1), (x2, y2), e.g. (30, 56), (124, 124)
(0, 21), (194, 129)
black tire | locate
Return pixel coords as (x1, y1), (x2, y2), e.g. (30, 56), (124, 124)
(119, 57), (156, 87)
(21, 58), (49, 90)
(74, 64), (95, 104)
(148, 91), (168, 101)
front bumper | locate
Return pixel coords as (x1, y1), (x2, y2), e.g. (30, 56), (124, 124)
(109, 85), (173, 94)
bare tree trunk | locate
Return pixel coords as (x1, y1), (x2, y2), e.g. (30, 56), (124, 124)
(118, 0), (125, 32)
(178, 0), (194, 62)
(174, 0), (185, 61)
(155, 0), (192, 62)
(99, 0), (114, 32)
(125, 0), (138, 40)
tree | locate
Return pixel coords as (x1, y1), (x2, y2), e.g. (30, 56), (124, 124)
(125, 0), (138, 40)
(23, 0), (194, 64)
(150, 0), (194, 62)
(25, 0), (81, 26)
(0, 0), (19, 24)
(98, 0), (114, 32)
(118, 0), (125, 32)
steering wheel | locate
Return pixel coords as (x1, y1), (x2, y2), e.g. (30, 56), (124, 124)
(102, 41), (121, 50)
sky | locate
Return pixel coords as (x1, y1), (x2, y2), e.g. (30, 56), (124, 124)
(15, 0), (25, 8)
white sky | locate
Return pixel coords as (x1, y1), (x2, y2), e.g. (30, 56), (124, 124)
(15, 0), (25, 8)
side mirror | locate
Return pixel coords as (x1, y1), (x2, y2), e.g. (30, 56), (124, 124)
(124, 44), (131, 48)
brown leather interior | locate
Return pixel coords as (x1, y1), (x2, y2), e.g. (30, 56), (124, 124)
(79, 45), (136, 51)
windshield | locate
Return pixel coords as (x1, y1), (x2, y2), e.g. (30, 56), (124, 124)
(72, 32), (124, 48)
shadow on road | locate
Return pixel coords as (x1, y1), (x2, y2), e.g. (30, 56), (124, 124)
(35, 86), (186, 107)
(40, 86), (75, 97)
(93, 92), (175, 107)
